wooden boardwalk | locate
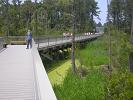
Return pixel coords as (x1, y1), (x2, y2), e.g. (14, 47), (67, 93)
(0, 45), (57, 100)
(37, 34), (101, 50)
(0, 45), (37, 100)
(0, 34), (101, 100)
(0, 45), (38, 99)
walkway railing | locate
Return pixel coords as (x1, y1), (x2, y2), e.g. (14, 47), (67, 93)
(35, 34), (101, 49)
(7, 36), (26, 45)
(35, 34), (87, 43)
(4, 34), (101, 48)
(32, 39), (57, 100)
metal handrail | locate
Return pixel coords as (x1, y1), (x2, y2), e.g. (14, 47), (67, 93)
(7, 36), (26, 41)
(36, 34), (102, 49)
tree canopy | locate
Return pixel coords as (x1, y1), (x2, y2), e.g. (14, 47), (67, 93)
(0, 0), (99, 36)
(109, 0), (133, 33)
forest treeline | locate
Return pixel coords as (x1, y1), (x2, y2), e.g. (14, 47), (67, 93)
(108, 0), (133, 33)
(0, 0), (99, 36)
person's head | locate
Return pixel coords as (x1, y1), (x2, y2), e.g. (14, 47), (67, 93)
(28, 30), (30, 32)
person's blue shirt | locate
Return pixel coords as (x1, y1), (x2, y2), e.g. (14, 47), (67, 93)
(27, 32), (32, 40)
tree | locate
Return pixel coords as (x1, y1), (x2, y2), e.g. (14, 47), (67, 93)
(97, 22), (102, 27)
(0, 0), (99, 36)
(71, 0), (76, 73)
(109, 0), (133, 32)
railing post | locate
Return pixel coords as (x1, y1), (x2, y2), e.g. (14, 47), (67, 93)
(62, 35), (63, 43)
(48, 36), (49, 47)
(56, 36), (57, 45)
(38, 37), (39, 49)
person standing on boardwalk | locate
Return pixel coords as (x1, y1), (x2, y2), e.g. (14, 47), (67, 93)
(26, 30), (32, 49)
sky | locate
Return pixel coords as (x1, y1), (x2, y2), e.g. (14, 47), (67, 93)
(9, 0), (107, 24)
(95, 0), (107, 24)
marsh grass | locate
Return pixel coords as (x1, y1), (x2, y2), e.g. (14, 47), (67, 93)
(52, 37), (108, 100)
(77, 37), (109, 68)
(54, 69), (106, 100)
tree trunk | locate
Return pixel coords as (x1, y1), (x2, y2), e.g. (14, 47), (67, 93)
(71, 0), (76, 73)
(35, 0), (38, 37)
(129, 52), (133, 72)
(129, 11), (133, 72)
(6, 0), (9, 36)
(131, 12), (133, 43)
(107, 0), (112, 71)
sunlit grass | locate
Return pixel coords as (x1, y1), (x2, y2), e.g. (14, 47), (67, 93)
(48, 60), (80, 85)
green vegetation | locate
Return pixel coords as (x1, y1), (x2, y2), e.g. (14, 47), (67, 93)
(0, 0), (99, 36)
(109, 0), (133, 33)
(48, 60), (71, 86)
(106, 70), (133, 100)
(47, 37), (108, 100)
(106, 1), (133, 98)
(54, 70), (106, 100)
(48, 59), (80, 85)
(104, 29), (133, 100)
(78, 37), (108, 67)
(48, 31), (133, 100)
(107, 29), (131, 70)
(48, 60), (77, 85)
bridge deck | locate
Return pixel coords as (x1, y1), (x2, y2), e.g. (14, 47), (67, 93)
(0, 34), (101, 99)
(0, 45), (38, 99)
(38, 34), (101, 50)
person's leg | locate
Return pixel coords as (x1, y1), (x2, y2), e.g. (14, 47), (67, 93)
(26, 40), (30, 49)
(30, 39), (32, 48)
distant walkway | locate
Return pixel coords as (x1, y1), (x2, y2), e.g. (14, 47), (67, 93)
(37, 34), (102, 50)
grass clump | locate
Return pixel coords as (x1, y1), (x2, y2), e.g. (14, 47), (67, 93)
(78, 37), (109, 68)
(54, 70), (106, 100)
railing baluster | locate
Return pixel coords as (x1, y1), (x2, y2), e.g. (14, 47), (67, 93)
(62, 35), (63, 43)
(48, 36), (49, 47)
(38, 37), (39, 49)
(56, 36), (57, 45)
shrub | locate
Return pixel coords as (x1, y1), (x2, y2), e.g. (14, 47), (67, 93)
(106, 71), (133, 100)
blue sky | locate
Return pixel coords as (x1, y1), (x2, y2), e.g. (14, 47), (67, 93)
(9, 0), (107, 24)
(95, 0), (107, 24)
